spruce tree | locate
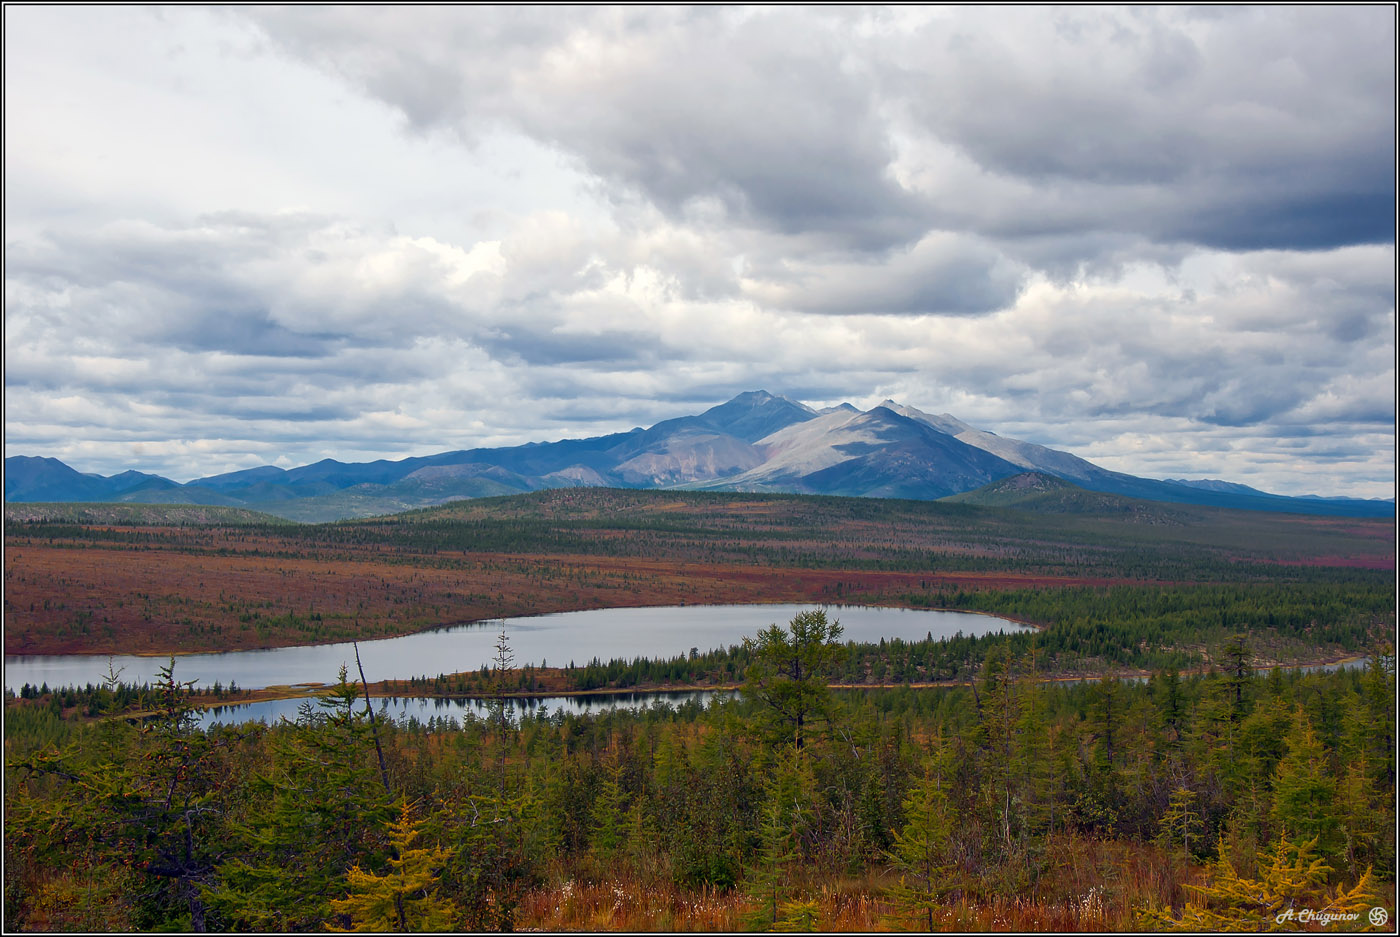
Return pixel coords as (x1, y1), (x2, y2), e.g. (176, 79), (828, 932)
(1271, 706), (1341, 867)
(208, 668), (394, 931)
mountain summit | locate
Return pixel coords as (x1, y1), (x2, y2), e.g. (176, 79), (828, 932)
(694, 390), (816, 442)
(6, 392), (1391, 522)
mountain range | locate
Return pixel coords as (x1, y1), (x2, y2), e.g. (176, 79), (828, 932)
(5, 391), (1393, 522)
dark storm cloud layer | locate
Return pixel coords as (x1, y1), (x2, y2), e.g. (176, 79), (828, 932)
(243, 5), (1394, 259)
(884, 7), (1395, 253)
(3, 6), (1394, 497)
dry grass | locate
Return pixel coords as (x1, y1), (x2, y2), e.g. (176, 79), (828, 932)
(3, 860), (136, 932)
(512, 834), (1201, 932)
(518, 878), (745, 932)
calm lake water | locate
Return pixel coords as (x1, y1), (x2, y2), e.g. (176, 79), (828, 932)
(192, 656), (1374, 729)
(4, 604), (1029, 693)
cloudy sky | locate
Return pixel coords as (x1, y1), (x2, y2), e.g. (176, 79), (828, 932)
(5, 6), (1395, 498)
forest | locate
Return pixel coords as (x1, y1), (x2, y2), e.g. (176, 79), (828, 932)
(3, 489), (1396, 931)
(4, 615), (1394, 931)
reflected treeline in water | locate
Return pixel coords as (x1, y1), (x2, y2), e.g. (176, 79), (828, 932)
(198, 689), (731, 729)
(195, 657), (1375, 728)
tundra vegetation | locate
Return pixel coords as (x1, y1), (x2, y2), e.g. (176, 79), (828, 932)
(3, 488), (1392, 656)
(3, 489), (1395, 931)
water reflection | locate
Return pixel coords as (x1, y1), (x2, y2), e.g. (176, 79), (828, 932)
(198, 690), (730, 729)
(194, 657), (1373, 729)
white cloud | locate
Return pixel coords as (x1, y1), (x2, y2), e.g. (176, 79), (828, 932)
(3, 5), (1393, 500)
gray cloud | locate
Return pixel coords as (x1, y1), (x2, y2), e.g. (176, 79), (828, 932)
(241, 5), (1394, 261)
(242, 7), (926, 251)
(888, 7), (1394, 252)
(476, 327), (660, 368)
(4, 214), (506, 360)
(742, 232), (1026, 316)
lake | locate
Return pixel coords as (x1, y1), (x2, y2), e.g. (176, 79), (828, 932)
(4, 603), (1030, 693)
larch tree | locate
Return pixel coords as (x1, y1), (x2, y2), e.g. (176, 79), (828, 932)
(1138, 834), (1382, 932)
(885, 740), (960, 932)
(742, 609), (845, 752)
(589, 763), (627, 864)
(1218, 634), (1254, 724)
(327, 801), (457, 932)
(743, 776), (801, 931)
(7, 657), (220, 931)
(1155, 787), (1204, 859)
(972, 642), (1019, 854)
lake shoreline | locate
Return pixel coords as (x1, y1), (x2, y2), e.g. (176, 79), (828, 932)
(16, 650), (1371, 729)
(176, 650), (1371, 711)
(7, 605), (1034, 695)
(5, 599), (1047, 658)
(3, 602), (1046, 660)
